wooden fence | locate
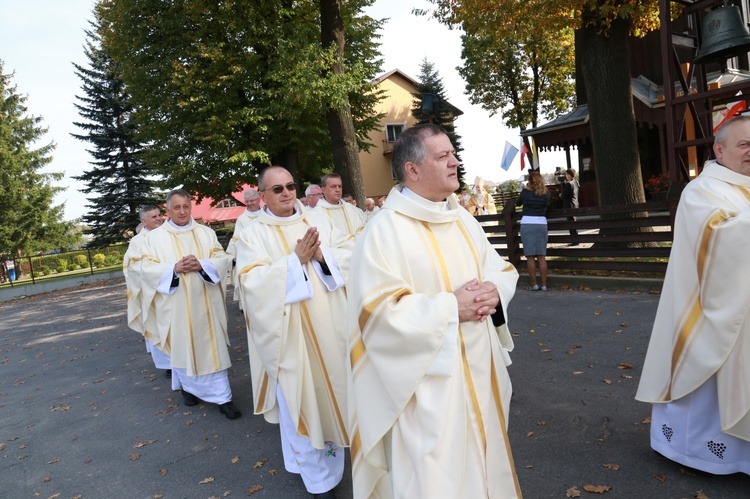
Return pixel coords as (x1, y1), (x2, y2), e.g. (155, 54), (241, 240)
(478, 199), (674, 274)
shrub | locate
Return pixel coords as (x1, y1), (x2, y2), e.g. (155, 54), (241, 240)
(42, 268), (52, 276)
(74, 254), (88, 266)
(93, 254), (106, 266)
(67, 264), (77, 271)
(104, 255), (120, 266)
(56, 266), (66, 273)
(57, 258), (68, 269)
(33, 271), (41, 278)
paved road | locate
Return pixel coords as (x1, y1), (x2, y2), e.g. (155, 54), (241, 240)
(1, 279), (748, 498)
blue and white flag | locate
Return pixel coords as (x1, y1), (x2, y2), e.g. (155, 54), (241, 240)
(500, 141), (519, 171)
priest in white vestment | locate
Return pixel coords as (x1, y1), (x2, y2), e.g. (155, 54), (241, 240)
(236, 167), (352, 498)
(363, 197), (380, 220)
(140, 189), (241, 420)
(636, 116), (750, 475)
(313, 173), (366, 237)
(347, 124), (522, 498)
(226, 189), (262, 306)
(123, 204), (171, 374)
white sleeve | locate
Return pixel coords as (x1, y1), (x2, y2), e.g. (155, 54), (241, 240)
(198, 259), (220, 285)
(285, 253), (313, 304)
(310, 246), (345, 291)
(157, 264), (178, 295)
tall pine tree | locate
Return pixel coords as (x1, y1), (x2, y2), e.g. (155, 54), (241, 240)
(0, 62), (77, 256)
(412, 59), (466, 186)
(72, 23), (161, 247)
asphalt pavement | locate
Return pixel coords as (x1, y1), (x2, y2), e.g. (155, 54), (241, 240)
(1, 278), (748, 498)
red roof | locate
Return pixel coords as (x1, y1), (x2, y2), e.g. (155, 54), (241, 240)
(191, 184), (259, 225)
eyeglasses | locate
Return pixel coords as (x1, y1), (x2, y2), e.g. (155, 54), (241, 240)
(262, 182), (296, 195)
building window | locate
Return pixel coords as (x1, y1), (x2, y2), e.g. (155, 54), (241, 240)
(386, 123), (405, 142)
(218, 198), (238, 208)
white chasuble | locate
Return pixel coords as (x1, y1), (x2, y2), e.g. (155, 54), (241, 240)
(348, 186), (521, 499)
(123, 230), (153, 341)
(226, 209), (260, 301)
(636, 161), (750, 442)
(140, 219), (232, 377)
(236, 201), (352, 449)
(313, 198), (367, 237)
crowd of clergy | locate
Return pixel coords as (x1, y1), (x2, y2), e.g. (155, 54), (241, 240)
(123, 118), (750, 498)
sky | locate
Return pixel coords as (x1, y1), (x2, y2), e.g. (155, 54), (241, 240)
(1, 0), (571, 221)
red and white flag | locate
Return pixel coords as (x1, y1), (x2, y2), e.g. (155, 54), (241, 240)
(520, 138), (530, 171)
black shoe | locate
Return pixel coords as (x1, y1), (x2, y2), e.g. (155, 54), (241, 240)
(182, 389), (199, 406)
(218, 401), (241, 419)
(312, 491), (336, 499)
(164, 369), (172, 379)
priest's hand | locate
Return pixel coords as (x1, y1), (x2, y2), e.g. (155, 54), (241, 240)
(455, 279), (499, 323)
(465, 280), (500, 323)
(175, 255), (201, 273)
(295, 227), (322, 264)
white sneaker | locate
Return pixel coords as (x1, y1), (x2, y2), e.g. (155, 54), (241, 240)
(530, 285), (540, 291)
(541, 286), (548, 291)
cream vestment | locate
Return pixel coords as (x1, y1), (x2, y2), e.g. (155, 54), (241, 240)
(347, 186), (521, 498)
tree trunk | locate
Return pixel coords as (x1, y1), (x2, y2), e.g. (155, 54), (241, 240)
(580, 13), (651, 246)
(320, 0), (366, 206)
(580, 16), (645, 207)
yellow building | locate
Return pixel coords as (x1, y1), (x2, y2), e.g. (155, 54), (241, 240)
(359, 69), (462, 199)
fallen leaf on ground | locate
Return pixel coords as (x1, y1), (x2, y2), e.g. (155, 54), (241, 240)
(41, 477), (51, 483)
(47, 494), (61, 499)
(593, 310), (601, 315)
(129, 454), (140, 461)
(160, 469), (167, 476)
(247, 485), (263, 495)
(526, 431), (534, 437)
(583, 484), (611, 493)
(199, 477), (215, 484)
(573, 371), (584, 375)
(541, 349), (551, 353)
(269, 469), (278, 475)
(695, 490), (708, 499)
(622, 375), (633, 379)
(46, 459), (59, 464)
(566, 486), (581, 497)
(536, 421), (546, 426)
(231, 456), (240, 464)
(654, 474), (666, 482)
(604, 379), (612, 385)
(643, 416), (652, 424)
(17, 455), (28, 460)
(253, 461), (265, 468)
(620, 323), (629, 327)
(602, 463), (620, 470)
(617, 363), (633, 370)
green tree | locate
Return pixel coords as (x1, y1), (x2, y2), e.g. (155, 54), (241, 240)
(423, 0), (660, 207)
(412, 59), (467, 186)
(97, 0), (383, 201)
(0, 63), (77, 256)
(71, 22), (162, 247)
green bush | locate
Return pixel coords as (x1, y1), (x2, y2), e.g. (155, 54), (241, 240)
(42, 268), (52, 276)
(93, 254), (106, 266)
(104, 254), (120, 266)
(74, 254), (88, 266)
(56, 266), (66, 273)
(33, 271), (41, 278)
(57, 258), (68, 269)
(67, 264), (77, 271)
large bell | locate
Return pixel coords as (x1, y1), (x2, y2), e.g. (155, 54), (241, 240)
(695, 5), (750, 64)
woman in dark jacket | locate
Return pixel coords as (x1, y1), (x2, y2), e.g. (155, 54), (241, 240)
(516, 171), (551, 290)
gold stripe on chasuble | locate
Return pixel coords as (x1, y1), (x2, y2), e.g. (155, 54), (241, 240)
(490, 351), (522, 497)
(663, 211), (726, 400)
(300, 301), (349, 441)
(421, 221), (487, 451)
(455, 220), (481, 278)
(257, 371), (270, 411)
(350, 428), (362, 463)
(358, 287), (412, 334)
(342, 208), (353, 234)
(170, 233), (198, 370)
(737, 185), (750, 202)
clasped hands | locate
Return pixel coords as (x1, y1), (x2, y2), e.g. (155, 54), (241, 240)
(454, 279), (500, 323)
(174, 254), (202, 274)
(295, 227), (324, 264)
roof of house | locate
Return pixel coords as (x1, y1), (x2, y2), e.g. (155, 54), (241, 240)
(373, 68), (464, 117)
(190, 184), (258, 225)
